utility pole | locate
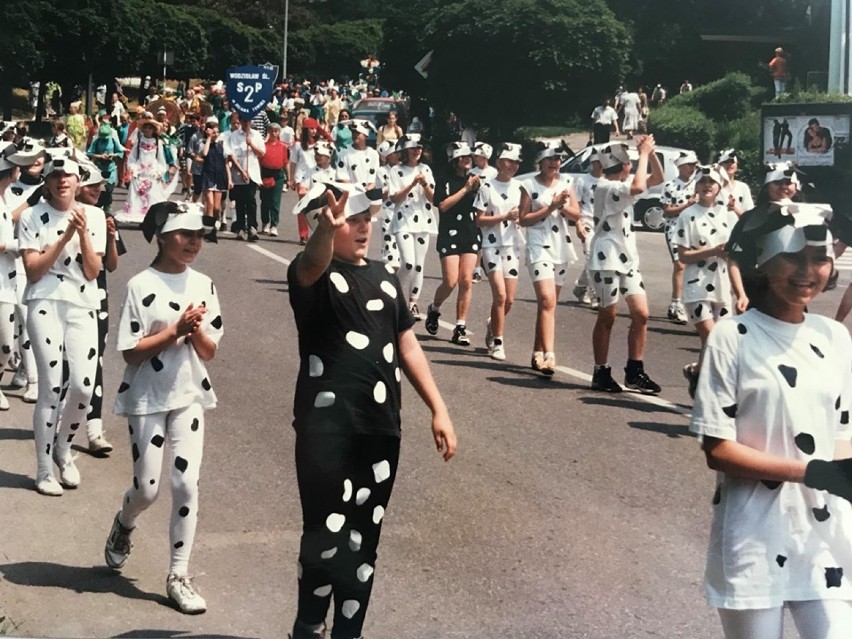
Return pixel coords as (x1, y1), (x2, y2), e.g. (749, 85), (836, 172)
(282, 0), (290, 81)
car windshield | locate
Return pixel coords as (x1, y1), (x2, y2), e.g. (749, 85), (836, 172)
(353, 100), (395, 112)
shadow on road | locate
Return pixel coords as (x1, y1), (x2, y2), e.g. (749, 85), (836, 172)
(113, 630), (260, 639)
(0, 467), (31, 490)
(629, 420), (696, 439)
(581, 395), (686, 415)
(646, 323), (694, 337)
(0, 427), (33, 441)
(0, 561), (168, 607)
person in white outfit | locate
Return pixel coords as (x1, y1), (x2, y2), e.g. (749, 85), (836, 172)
(0, 143), (21, 410)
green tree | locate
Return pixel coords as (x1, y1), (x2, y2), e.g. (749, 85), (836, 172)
(287, 19), (383, 78)
(424, 0), (631, 136)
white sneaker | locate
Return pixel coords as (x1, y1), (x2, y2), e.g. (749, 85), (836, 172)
(490, 343), (506, 361)
(0, 388), (9, 411)
(667, 302), (688, 325)
(35, 474), (63, 496)
(22, 382), (38, 403)
(167, 573), (207, 614)
(262, 223), (271, 234)
(269, 226), (278, 237)
(580, 290), (592, 306)
(484, 318), (494, 349)
(10, 368), (27, 389)
(55, 455), (80, 488)
(88, 434), (114, 457)
(104, 512), (134, 569)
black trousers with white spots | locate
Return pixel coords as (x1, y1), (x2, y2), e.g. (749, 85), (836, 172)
(118, 403), (205, 576)
(294, 425), (400, 639)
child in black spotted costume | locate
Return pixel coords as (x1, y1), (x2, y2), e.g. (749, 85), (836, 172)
(288, 182), (457, 639)
(104, 201), (222, 615)
(691, 204), (852, 638)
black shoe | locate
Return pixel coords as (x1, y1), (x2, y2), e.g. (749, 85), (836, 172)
(248, 229), (259, 242)
(409, 303), (421, 321)
(591, 366), (622, 393)
(625, 369), (662, 395)
(424, 305), (440, 335)
(451, 324), (470, 345)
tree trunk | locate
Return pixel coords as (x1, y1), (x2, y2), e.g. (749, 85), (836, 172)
(35, 76), (47, 122)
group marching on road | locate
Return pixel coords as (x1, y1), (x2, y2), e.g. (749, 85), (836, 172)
(7, 72), (852, 637)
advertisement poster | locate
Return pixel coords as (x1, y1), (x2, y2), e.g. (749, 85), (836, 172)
(763, 114), (849, 166)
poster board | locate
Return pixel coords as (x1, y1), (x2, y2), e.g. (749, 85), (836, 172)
(762, 102), (852, 168)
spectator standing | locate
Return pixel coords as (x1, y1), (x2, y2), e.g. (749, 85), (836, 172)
(590, 98), (619, 144)
(768, 47), (788, 97)
(259, 123), (288, 236)
(225, 117), (266, 242)
(376, 111), (403, 147)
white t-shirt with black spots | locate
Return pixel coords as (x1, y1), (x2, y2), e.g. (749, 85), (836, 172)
(660, 176), (695, 231)
(470, 165), (498, 180)
(0, 193), (18, 304)
(690, 311), (852, 609)
(287, 255), (415, 436)
(114, 267), (223, 416)
(675, 203), (738, 304)
(574, 173), (600, 224)
(719, 180), (754, 213)
(521, 175), (578, 266)
(301, 165), (336, 190)
(335, 146), (380, 188)
(588, 179), (637, 273)
(387, 164), (437, 235)
(18, 202), (106, 309)
(474, 178), (525, 250)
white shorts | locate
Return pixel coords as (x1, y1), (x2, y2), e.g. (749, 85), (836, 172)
(685, 300), (731, 325)
(528, 260), (570, 286)
(482, 246), (522, 279)
(590, 269), (645, 307)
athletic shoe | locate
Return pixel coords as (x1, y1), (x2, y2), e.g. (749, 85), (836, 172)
(531, 352), (543, 371)
(590, 298), (600, 311)
(10, 368), (27, 389)
(484, 318), (494, 349)
(35, 473), (63, 496)
(218, 222), (227, 232)
(667, 302), (688, 325)
(248, 228), (259, 242)
(424, 305), (440, 335)
(290, 620), (327, 639)
(167, 573), (207, 614)
(490, 342), (506, 361)
(104, 512), (134, 569)
(451, 324), (470, 346)
(472, 270), (482, 284)
(540, 354), (556, 377)
(683, 363), (699, 400)
(0, 388), (9, 411)
(269, 226), (278, 237)
(22, 382), (38, 403)
(572, 285), (585, 302)
(52, 449), (80, 488)
(299, 237), (308, 246)
(235, 230), (246, 241)
(409, 303), (421, 321)
(262, 223), (271, 234)
(580, 290), (592, 306)
(88, 434), (114, 457)
(591, 366), (622, 393)
(625, 369), (662, 395)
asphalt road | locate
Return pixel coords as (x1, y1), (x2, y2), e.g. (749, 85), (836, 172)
(1, 183), (844, 639)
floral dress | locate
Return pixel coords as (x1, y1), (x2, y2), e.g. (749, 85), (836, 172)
(117, 135), (175, 225)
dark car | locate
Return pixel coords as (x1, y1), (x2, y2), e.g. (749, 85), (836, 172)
(349, 98), (409, 146)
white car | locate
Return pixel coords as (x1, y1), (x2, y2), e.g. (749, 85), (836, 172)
(516, 143), (694, 231)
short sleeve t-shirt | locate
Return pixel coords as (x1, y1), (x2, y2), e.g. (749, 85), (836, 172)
(291, 144), (317, 185)
(335, 146), (381, 188)
(470, 165), (498, 180)
(521, 175), (578, 265)
(287, 255), (416, 436)
(302, 165), (336, 189)
(719, 180), (754, 213)
(113, 267), (223, 416)
(387, 164), (437, 235)
(474, 178), (525, 250)
(18, 202), (107, 309)
(588, 179), (638, 273)
(574, 173), (600, 223)
(674, 203), (738, 304)
(660, 176), (695, 230)
(690, 311), (852, 609)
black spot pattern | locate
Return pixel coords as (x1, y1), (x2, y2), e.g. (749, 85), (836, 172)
(810, 344), (825, 359)
(826, 567), (844, 588)
(151, 434), (165, 448)
(813, 505), (831, 522)
(842, 411), (850, 425)
(794, 433), (816, 455)
(118, 382), (130, 393)
(178, 506), (190, 517)
(211, 315), (223, 329)
(776, 555), (787, 567)
(169, 301), (180, 311)
(712, 487), (721, 505)
(142, 293), (156, 307)
(174, 541), (184, 549)
(132, 443), (140, 462)
(737, 323), (747, 335)
(778, 365), (797, 388)
(722, 404), (737, 418)
(151, 356), (164, 372)
(191, 418), (200, 432)
(175, 456), (188, 473)
(761, 480), (782, 490)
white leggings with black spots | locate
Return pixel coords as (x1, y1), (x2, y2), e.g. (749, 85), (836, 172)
(718, 600), (852, 639)
(118, 403), (205, 576)
(27, 299), (98, 477)
(0, 302), (14, 373)
(395, 231), (430, 302)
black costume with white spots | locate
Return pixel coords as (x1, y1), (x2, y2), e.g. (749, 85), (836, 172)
(433, 171), (480, 257)
(691, 311), (852, 609)
(113, 266), (223, 575)
(287, 254), (415, 637)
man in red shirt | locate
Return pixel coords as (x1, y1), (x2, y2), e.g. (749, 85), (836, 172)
(768, 47), (787, 97)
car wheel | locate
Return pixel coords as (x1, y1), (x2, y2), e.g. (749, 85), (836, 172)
(636, 199), (665, 231)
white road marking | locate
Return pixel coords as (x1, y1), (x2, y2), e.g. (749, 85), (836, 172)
(248, 244), (292, 266)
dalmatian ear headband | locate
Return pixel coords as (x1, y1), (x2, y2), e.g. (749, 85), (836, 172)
(764, 161), (803, 186)
(446, 141), (473, 162)
(495, 142), (523, 162)
(349, 119), (377, 136)
(142, 201), (214, 243)
(753, 203), (834, 266)
(693, 164), (725, 187)
(674, 150), (699, 167)
(293, 181), (383, 232)
(473, 142), (493, 160)
(535, 140), (571, 163)
(598, 143), (631, 169)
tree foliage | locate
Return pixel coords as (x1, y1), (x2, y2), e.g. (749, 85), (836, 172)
(423, 0), (631, 135)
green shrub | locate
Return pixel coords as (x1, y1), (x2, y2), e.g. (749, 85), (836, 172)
(715, 110), (762, 189)
(648, 105), (716, 161)
(772, 91), (852, 105)
(668, 72), (759, 122)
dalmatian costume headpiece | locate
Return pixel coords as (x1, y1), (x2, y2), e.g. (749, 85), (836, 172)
(752, 203), (834, 266)
(396, 134), (422, 152)
(693, 164), (725, 187)
(598, 143), (631, 170)
(764, 161), (802, 186)
(141, 201), (217, 243)
(473, 142), (493, 160)
(446, 141), (473, 162)
(674, 150), (699, 167)
(7, 140), (47, 167)
(717, 148), (740, 164)
(0, 142), (18, 171)
(314, 140), (335, 157)
(349, 119), (377, 137)
(535, 139), (571, 163)
(377, 140), (398, 159)
(495, 142), (522, 162)
(293, 181), (383, 232)
(43, 157), (81, 178)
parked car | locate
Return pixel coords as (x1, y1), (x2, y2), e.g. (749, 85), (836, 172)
(349, 98), (409, 146)
(516, 143), (692, 231)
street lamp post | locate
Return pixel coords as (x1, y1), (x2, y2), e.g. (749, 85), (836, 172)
(282, 0), (290, 81)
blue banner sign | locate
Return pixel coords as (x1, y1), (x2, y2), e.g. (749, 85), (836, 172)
(225, 65), (279, 119)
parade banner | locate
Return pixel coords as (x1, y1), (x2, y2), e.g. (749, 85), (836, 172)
(763, 113), (850, 167)
(225, 65), (279, 119)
